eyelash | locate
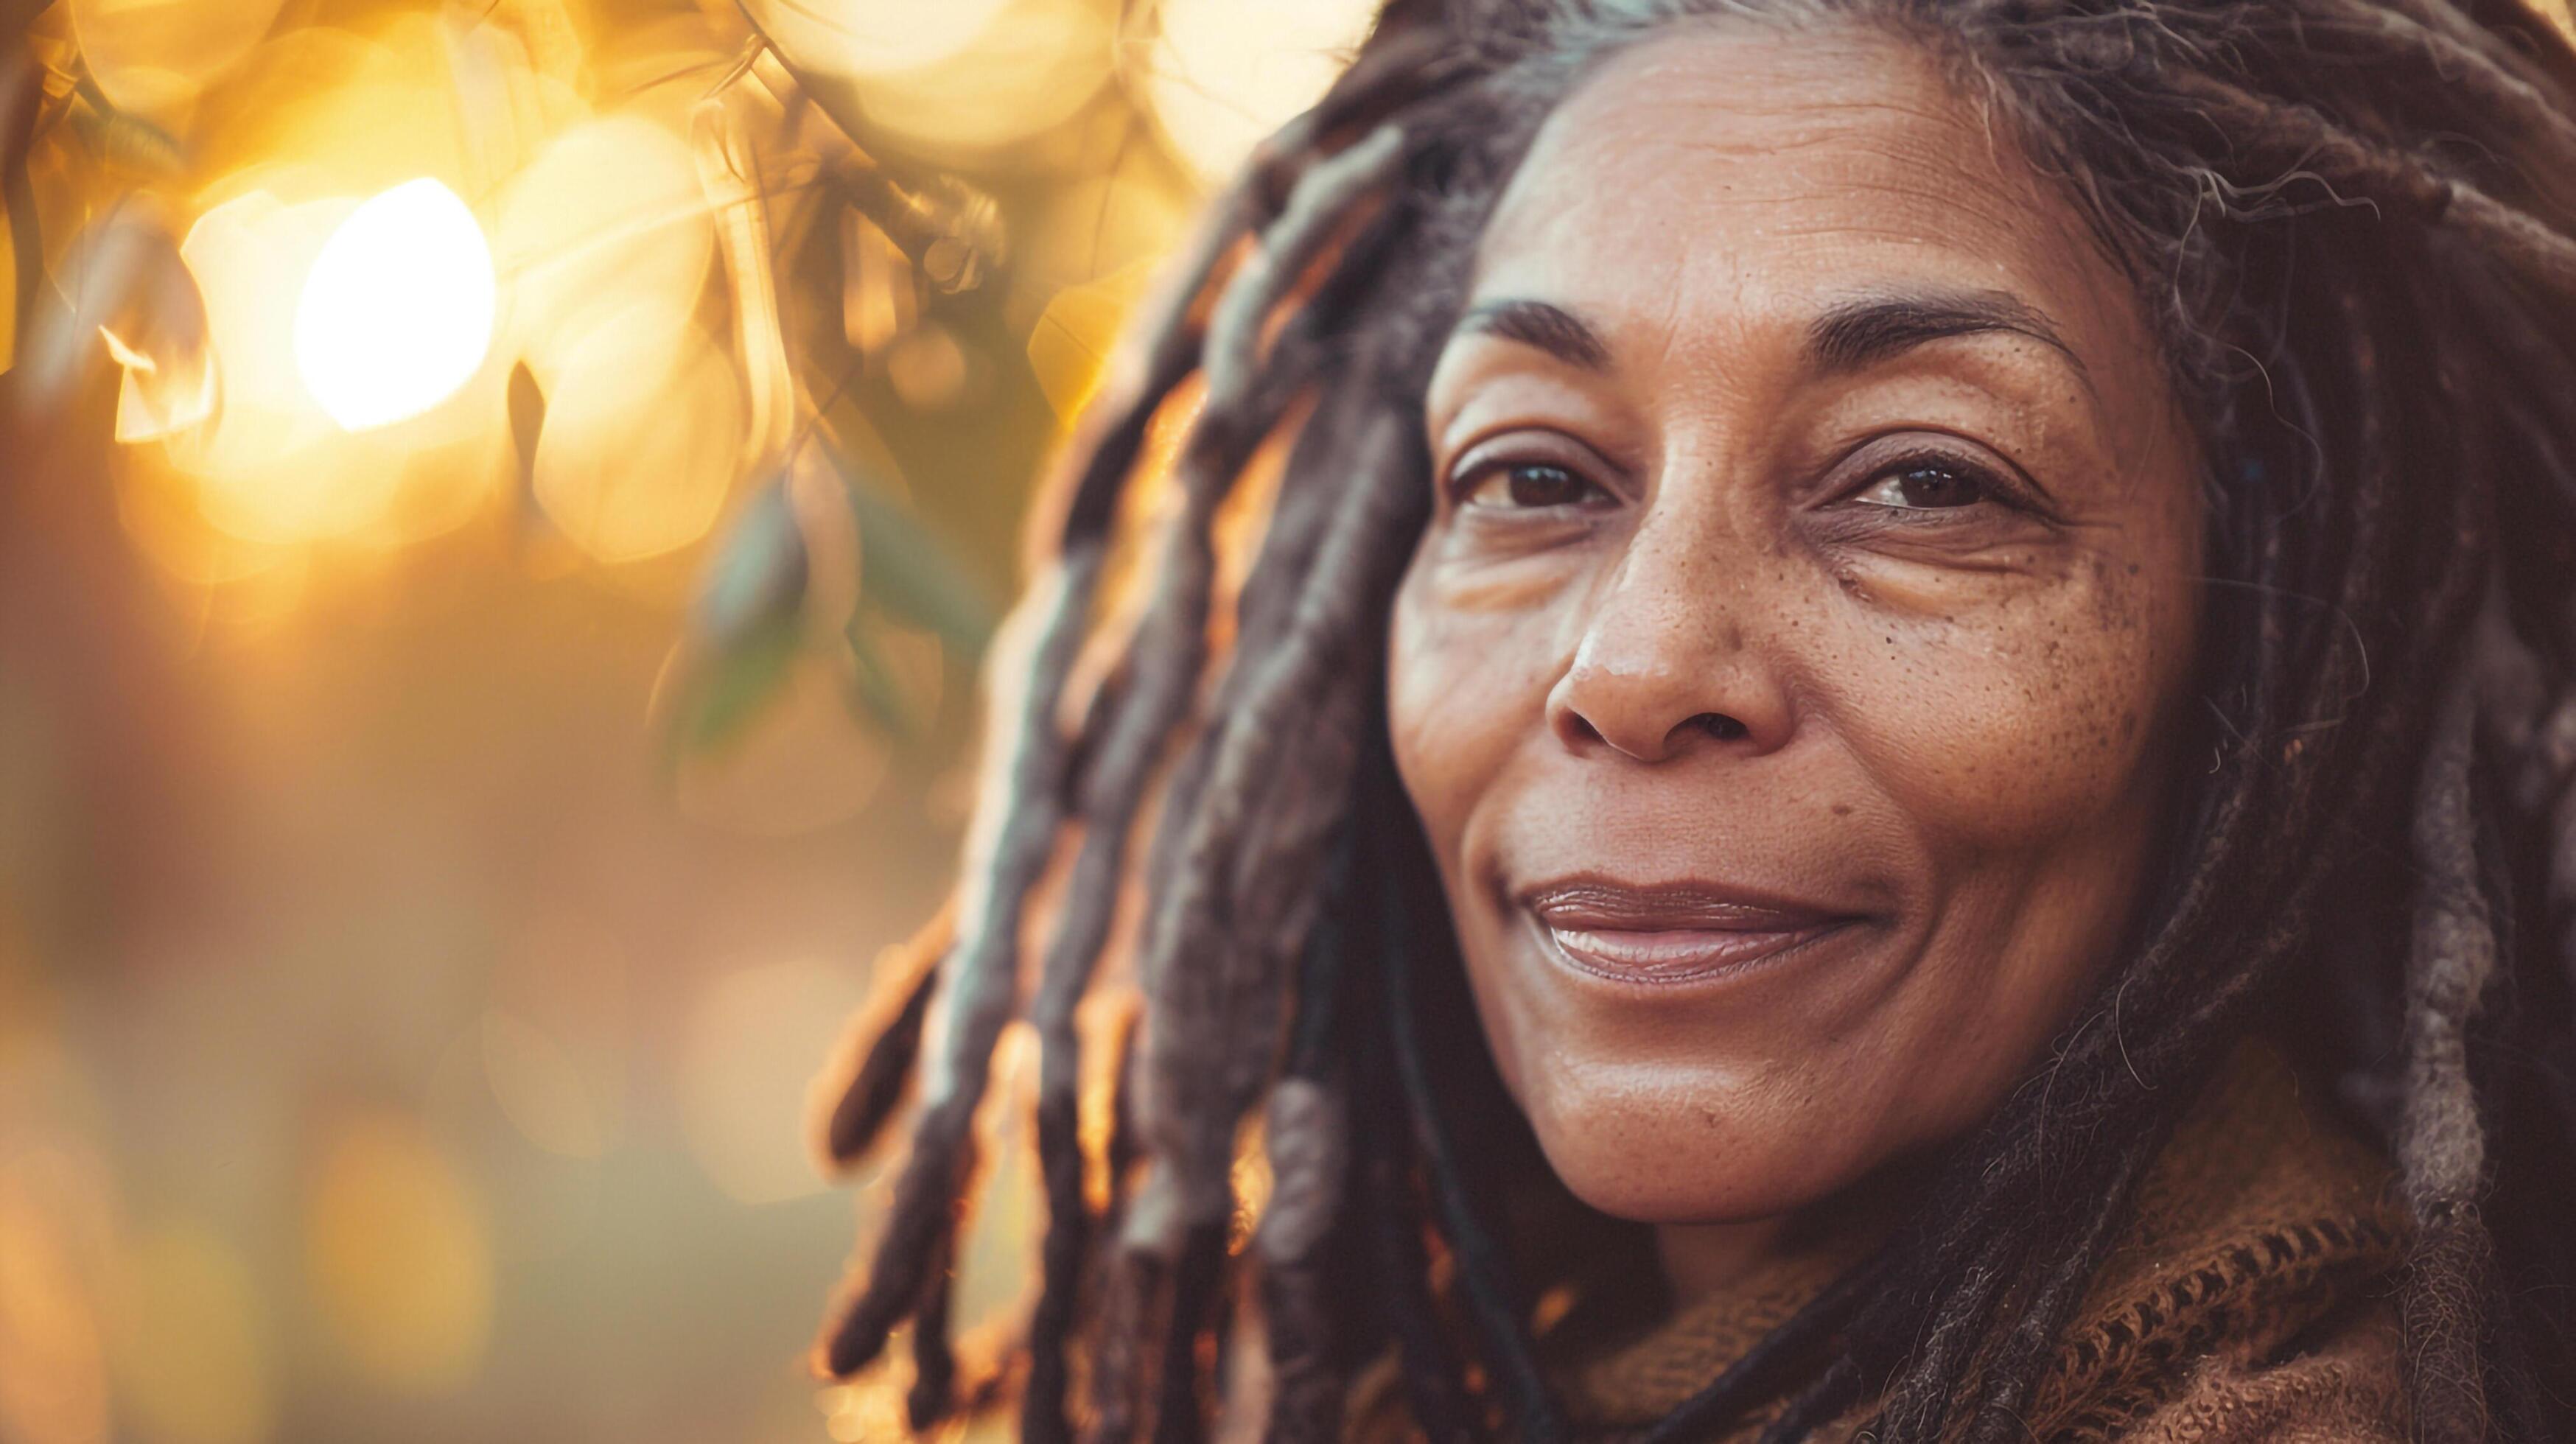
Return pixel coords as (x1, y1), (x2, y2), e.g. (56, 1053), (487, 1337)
(1448, 458), (1612, 511)
(1841, 446), (2034, 518)
(1443, 441), (2045, 519)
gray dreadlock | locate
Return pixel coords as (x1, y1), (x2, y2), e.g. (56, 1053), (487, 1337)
(811, 1), (2576, 1440)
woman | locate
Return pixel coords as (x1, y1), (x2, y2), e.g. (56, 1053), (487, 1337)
(808, 1), (2576, 1439)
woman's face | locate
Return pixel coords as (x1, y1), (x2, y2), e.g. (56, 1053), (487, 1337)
(1388, 24), (2205, 1234)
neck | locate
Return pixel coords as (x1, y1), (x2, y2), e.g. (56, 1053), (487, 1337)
(1654, 1217), (1794, 1306)
(1649, 1160), (1925, 1309)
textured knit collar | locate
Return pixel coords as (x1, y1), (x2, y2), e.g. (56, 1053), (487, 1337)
(1542, 1044), (2408, 1440)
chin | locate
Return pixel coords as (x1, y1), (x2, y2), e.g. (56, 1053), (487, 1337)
(1516, 1070), (1879, 1225)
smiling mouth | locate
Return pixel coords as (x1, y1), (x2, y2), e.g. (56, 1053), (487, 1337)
(1519, 877), (1866, 986)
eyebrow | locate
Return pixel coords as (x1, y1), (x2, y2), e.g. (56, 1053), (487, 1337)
(1454, 298), (1614, 372)
(1807, 288), (2089, 381)
(1449, 287), (2090, 388)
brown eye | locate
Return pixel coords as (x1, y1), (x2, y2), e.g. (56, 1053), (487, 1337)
(1852, 460), (1989, 511)
(1463, 462), (1602, 510)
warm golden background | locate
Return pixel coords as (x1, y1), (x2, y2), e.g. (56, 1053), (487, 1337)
(0, 1), (1371, 1439)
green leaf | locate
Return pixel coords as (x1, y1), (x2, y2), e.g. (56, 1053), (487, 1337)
(659, 482), (813, 768)
(841, 623), (918, 743)
(659, 623), (800, 769)
(841, 476), (996, 655)
(691, 482), (807, 648)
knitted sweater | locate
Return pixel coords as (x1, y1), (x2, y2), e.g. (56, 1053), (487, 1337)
(1352, 1045), (2411, 1442)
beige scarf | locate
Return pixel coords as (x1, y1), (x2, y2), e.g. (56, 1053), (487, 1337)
(1354, 1045), (2413, 1442)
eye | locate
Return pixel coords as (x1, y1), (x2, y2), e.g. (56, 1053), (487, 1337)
(1460, 461), (1608, 511)
(1849, 458), (1995, 511)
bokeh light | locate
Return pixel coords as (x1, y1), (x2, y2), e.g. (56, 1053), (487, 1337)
(302, 1109), (493, 1393)
(479, 1012), (609, 1160)
(532, 324), (742, 562)
(75, 203), (222, 446)
(495, 114), (710, 391)
(148, 183), (505, 551)
(293, 179), (498, 432)
(110, 1222), (273, 1444)
(0, 1175), (111, 1444)
(1141, 0), (1381, 186)
(765, 0), (1116, 161)
(481, 910), (631, 1163)
(167, 189), (352, 491)
(66, 0), (287, 119)
(674, 959), (869, 1205)
(1027, 260), (1161, 423)
(745, 0), (1015, 77)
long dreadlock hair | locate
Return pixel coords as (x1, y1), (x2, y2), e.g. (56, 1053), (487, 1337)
(809, 1), (2576, 1439)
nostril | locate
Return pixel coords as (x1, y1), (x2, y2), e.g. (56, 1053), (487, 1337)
(1690, 712), (1749, 742)
(1567, 713), (1606, 746)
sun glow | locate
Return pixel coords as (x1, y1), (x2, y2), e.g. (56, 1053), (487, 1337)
(746, 0), (1013, 77)
(293, 178), (497, 432)
(1144, 0), (1376, 186)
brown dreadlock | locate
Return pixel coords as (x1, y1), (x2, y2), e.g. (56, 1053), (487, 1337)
(810, 1), (2576, 1440)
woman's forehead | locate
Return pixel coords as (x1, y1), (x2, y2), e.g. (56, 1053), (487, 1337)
(1472, 24), (2147, 380)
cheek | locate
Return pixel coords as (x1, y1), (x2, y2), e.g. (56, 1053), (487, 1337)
(1829, 539), (2198, 853)
(1385, 572), (1462, 846)
(1385, 559), (1565, 856)
(1387, 558), (1574, 1105)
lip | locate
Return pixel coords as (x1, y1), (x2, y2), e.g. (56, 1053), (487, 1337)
(1517, 875), (1866, 986)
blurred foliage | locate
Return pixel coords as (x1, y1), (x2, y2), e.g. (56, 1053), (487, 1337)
(0, 0), (1373, 1440)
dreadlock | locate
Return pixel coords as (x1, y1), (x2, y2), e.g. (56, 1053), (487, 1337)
(811, 1), (2576, 1439)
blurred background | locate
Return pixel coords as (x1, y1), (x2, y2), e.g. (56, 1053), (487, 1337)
(0, 1), (1373, 1439)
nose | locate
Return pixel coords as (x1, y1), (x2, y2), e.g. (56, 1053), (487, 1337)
(1544, 531), (1797, 764)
